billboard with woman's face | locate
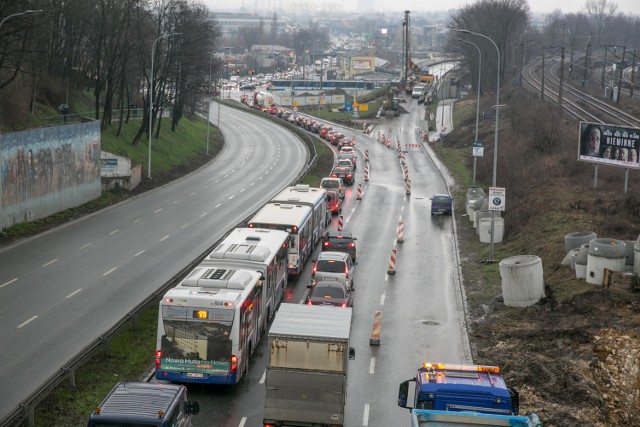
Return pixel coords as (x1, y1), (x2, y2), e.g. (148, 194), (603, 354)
(578, 122), (640, 168)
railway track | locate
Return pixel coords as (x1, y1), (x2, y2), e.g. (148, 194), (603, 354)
(521, 58), (640, 127)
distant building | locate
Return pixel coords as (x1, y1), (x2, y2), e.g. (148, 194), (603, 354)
(336, 50), (376, 79)
(212, 12), (288, 36)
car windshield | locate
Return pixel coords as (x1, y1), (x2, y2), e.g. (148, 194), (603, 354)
(316, 260), (345, 273)
(313, 284), (346, 298)
(434, 196), (450, 203)
(322, 181), (338, 188)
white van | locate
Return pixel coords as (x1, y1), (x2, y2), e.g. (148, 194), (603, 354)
(412, 85), (426, 98)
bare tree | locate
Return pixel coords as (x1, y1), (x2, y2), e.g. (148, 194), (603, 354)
(450, 0), (530, 92)
(584, 0), (618, 45)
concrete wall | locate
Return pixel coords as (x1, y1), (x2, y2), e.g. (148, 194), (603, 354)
(0, 121), (101, 229)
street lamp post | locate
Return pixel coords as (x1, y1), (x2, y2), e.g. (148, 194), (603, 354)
(456, 38), (482, 187)
(206, 54), (214, 156)
(0, 9), (42, 234)
(148, 32), (180, 180)
(452, 28), (500, 262)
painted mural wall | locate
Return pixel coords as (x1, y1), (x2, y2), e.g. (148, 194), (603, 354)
(0, 121), (101, 229)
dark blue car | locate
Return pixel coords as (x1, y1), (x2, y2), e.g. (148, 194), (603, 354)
(430, 193), (452, 215)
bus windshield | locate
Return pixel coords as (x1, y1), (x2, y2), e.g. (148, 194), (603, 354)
(159, 305), (234, 374)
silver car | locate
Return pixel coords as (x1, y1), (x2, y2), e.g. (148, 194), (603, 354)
(311, 251), (357, 290)
(320, 177), (346, 199)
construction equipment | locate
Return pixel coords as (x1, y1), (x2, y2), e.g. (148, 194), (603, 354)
(382, 86), (400, 117)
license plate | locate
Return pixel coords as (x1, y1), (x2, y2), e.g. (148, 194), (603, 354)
(186, 373), (204, 378)
(322, 277), (338, 281)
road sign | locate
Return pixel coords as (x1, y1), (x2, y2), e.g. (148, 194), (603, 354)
(489, 187), (506, 211)
(472, 140), (484, 157)
(320, 95), (326, 105)
(344, 103), (353, 112)
(359, 103), (369, 111)
(353, 101), (359, 108)
(293, 101), (299, 107)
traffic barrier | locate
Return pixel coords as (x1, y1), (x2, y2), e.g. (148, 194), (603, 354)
(397, 221), (405, 243)
(369, 311), (383, 346)
(387, 249), (397, 275)
(365, 149), (369, 163)
(403, 164), (409, 181)
(338, 214), (344, 232)
(364, 164), (369, 182)
(406, 179), (411, 196)
(357, 183), (362, 200)
(406, 143), (422, 149)
(377, 131), (382, 142)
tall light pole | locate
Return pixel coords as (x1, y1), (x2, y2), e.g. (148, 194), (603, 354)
(456, 38), (482, 187)
(0, 9), (42, 234)
(452, 28), (500, 262)
(148, 32), (180, 180)
(206, 53), (214, 156)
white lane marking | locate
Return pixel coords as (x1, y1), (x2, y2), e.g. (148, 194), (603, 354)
(238, 417), (247, 427)
(250, 182), (256, 186)
(363, 403), (370, 426)
(228, 195), (235, 200)
(160, 235), (169, 242)
(215, 203), (222, 208)
(258, 176), (263, 180)
(79, 243), (91, 250)
(259, 370), (266, 384)
(66, 289), (82, 299)
(154, 208), (163, 213)
(240, 188), (246, 193)
(173, 200), (179, 204)
(17, 316), (38, 328)
(380, 293), (386, 305)
(134, 218), (142, 223)
(190, 192), (196, 196)
(110, 229), (119, 235)
(135, 250), (146, 257)
(42, 259), (58, 267)
(1, 278), (18, 288)
(180, 223), (190, 229)
(200, 212), (208, 218)
(369, 357), (376, 374)
(103, 267), (117, 276)
(224, 174), (229, 178)
(215, 179), (221, 183)
(203, 185), (209, 190)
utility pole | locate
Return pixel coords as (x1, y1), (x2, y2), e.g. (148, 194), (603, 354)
(631, 48), (637, 98)
(569, 39), (574, 78)
(617, 46), (626, 104)
(541, 47), (545, 101)
(601, 46), (608, 88)
(558, 47), (565, 107)
(582, 36), (591, 87)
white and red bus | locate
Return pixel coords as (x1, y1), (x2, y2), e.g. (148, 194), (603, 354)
(155, 267), (263, 385)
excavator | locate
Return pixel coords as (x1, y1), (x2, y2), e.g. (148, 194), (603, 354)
(410, 60), (434, 83)
(381, 85), (400, 117)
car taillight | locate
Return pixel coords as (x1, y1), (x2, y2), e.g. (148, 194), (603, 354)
(307, 301), (313, 305)
(324, 242), (331, 248)
(347, 174), (352, 178)
(349, 242), (356, 248)
(155, 350), (162, 368)
(312, 265), (317, 277)
(230, 355), (238, 373)
(345, 265), (349, 279)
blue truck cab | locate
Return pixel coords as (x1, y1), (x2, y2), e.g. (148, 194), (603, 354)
(398, 362), (519, 416)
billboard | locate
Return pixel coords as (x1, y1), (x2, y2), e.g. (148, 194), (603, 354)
(352, 59), (372, 70)
(578, 122), (640, 168)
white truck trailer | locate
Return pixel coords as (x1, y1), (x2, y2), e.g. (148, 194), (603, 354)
(263, 303), (355, 427)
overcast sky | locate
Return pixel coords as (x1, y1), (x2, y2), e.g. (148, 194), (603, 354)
(201, 0), (639, 15)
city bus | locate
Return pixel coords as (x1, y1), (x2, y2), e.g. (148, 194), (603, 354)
(201, 227), (289, 323)
(248, 203), (313, 276)
(269, 184), (329, 249)
(155, 267), (264, 385)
